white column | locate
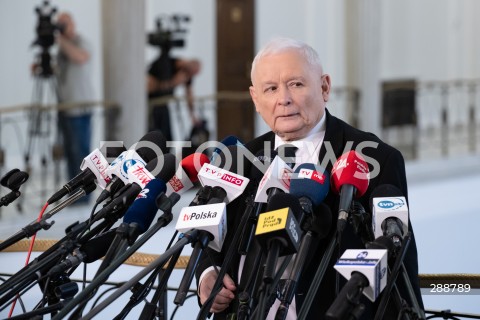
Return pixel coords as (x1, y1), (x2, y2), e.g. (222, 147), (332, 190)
(102, 0), (146, 146)
(347, 0), (382, 135)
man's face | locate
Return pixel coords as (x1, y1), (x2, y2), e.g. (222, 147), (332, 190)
(249, 49), (330, 141)
(57, 13), (75, 39)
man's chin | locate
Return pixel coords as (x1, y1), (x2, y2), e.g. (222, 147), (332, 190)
(275, 128), (307, 141)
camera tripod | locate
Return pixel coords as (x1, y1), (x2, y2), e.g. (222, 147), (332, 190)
(20, 49), (63, 212)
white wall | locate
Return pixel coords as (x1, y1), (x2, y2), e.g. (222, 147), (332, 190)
(380, 0), (480, 81)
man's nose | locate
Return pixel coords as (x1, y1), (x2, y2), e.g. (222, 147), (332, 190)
(278, 86), (292, 106)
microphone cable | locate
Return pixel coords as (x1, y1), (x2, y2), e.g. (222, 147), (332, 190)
(7, 201), (49, 317)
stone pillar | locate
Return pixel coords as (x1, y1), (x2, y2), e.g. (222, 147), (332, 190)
(346, 0), (382, 136)
(102, 0), (146, 146)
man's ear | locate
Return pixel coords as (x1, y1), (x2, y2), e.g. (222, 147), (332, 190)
(249, 86), (260, 112)
(321, 74), (331, 102)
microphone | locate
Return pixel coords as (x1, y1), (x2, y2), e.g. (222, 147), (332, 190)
(326, 248), (389, 320)
(237, 148), (276, 255)
(47, 229), (116, 276)
(166, 152), (210, 196)
(0, 169), (29, 207)
(92, 154), (176, 223)
(47, 145), (125, 204)
(331, 151), (370, 234)
(290, 163), (330, 225)
(1, 169), (29, 191)
(96, 131), (168, 204)
(370, 184), (409, 249)
(210, 135), (243, 164)
(195, 161), (250, 204)
(174, 201), (228, 305)
(121, 178), (169, 241)
(255, 193), (303, 283)
(174, 146), (250, 306)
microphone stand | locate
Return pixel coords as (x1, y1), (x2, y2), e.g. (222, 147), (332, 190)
(0, 220), (89, 307)
(196, 194), (255, 320)
(132, 249), (183, 320)
(0, 190), (21, 207)
(80, 229), (200, 320)
(297, 229), (338, 320)
(275, 230), (314, 320)
(0, 200), (123, 301)
(114, 232), (182, 319)
(251, 255), (292, 320)
(174, 230), (211, 305)
(0, 184), (95, 252)
(374, 232), (425, 320)
(68, 221), (143, 319)
(52, 192), (179, 320)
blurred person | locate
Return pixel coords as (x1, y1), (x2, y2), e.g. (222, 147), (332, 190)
(147, 55), (201, 142)
(55, 12), (93, 191)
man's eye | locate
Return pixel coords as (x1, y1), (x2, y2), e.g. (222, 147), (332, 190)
(290, 82), (303, 87)
(265, 86), (276, 92)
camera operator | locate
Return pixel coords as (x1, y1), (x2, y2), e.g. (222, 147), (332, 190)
(146, 18), (201, 142)
(55, 11), (94, 200)
(147, 55), (200, 142)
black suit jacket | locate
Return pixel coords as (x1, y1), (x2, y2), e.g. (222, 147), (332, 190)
(196, 109), (423, 319)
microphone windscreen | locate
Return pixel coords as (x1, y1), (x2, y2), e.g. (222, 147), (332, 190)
(331, 151), (369, 197)
(181, 153), (210, 183)
(0, 169), (20, 188)
(290, 163), (329, 206)
(266, 193), (303, 221)
(81, 229), (116, 263)
(122, 179), (166, 233)
(3, 170), (29, 190)
(147, 154), (177, 182)
(135, 131), (168, 161)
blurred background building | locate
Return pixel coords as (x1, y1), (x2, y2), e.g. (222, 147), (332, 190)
(0, 0), (479, 318)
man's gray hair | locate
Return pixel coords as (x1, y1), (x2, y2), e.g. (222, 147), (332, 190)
(250, 37), (323, 82)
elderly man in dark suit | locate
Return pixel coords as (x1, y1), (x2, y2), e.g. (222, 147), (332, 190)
(196, 37), (423, 319)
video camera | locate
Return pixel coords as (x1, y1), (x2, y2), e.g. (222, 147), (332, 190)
(32, 0), (64, 50)
(147, 14), (190, 53)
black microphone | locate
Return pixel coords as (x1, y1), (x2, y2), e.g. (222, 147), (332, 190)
(96, 131), (168, 204)
(1, 169), (29, 191)
(0, 169), (29, 207)
(48, 144), (126, 204)
(255, 193), (303, 283)
(47, 229), (116, 276)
